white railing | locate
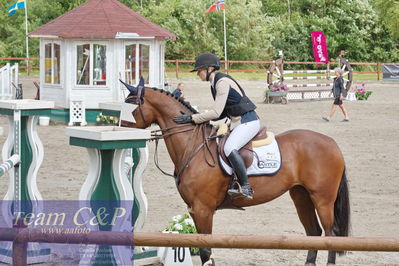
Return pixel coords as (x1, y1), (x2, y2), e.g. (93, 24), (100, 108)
(0, 63), (19, 100)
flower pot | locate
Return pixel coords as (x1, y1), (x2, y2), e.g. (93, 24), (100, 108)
(39, 116), (50, 126)
(266, 90), (288, 104)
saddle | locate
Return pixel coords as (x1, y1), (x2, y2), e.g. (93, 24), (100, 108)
(218, 126), (273, 168)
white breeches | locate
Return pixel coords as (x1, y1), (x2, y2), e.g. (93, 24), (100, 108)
(224, 120), (261, 156)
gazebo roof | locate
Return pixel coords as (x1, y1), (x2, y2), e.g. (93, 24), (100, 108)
(29, 0), (176, 40)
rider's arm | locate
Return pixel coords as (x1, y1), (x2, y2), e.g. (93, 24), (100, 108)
(191, 78), (230, 124)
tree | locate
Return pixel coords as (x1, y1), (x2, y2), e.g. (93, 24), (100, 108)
(139, 0), (273, 60)
(373, 0), (399, 40)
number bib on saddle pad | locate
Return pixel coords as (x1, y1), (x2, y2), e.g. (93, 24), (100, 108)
(219, 132), (282, 176)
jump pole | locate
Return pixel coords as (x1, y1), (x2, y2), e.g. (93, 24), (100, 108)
(1, 230), (399, 254)
(0, 154), (20, 177)
(133, 233), (399, 252)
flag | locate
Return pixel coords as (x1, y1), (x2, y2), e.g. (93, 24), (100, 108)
(205, 0), (225, 13)
(8, 0), (25, 15)
(311, 31), (329, 64)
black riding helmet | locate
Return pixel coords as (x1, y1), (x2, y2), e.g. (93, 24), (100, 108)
(190, 53), (221, 72)
(191, 53), (221, 81)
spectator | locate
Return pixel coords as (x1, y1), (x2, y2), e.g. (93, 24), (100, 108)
(172, 83), (185, 98)
(323, 67), (350, 122)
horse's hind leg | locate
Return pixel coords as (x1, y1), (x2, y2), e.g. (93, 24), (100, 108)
(189, 204), (216, 265)
(289, 186), (322, 265)
(314, 201), (337, 265)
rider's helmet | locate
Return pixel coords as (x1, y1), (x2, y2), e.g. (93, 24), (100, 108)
(190, 53), (221, 72)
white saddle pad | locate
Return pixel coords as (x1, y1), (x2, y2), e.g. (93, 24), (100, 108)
(219, 138), (282, 176)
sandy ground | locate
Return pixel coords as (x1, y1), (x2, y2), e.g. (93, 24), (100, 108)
(0, 76), (398, 265)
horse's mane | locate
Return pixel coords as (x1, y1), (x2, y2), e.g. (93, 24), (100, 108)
(147, 87), (199, 114)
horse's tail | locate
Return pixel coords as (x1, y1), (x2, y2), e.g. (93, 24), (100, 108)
(333, 167), (351, 255)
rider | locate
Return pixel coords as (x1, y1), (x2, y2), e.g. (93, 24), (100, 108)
(173, 53), (260, 200)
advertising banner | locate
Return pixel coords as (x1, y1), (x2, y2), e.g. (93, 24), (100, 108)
(311, 31), (329, 64)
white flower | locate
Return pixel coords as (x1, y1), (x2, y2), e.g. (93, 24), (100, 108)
(96, 117), (100, 122)
(172, 215), (182, 222)
(173, 223), (183, 231)
(184, 218), (194, 226)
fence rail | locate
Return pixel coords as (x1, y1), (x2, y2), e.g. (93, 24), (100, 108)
(0, 57), (398, 80)
(165, 59), (399, 80)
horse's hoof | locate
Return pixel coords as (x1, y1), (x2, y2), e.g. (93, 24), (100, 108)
(203, 257), (215, 266)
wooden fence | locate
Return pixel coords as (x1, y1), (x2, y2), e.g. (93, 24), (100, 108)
(165, 59), (394, 80)
(0, 57), (397, 80)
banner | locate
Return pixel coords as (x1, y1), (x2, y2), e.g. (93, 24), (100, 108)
(311, 31), (329, 64)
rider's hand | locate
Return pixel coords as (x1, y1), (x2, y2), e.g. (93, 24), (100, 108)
(173, 111), (193, 124)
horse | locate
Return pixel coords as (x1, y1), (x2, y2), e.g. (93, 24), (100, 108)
(120, 80), (350, 266)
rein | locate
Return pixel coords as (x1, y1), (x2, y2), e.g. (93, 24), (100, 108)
(151, 123), (217, 180)
(124, 87), (218, 180)
(150, 124), (195, 140)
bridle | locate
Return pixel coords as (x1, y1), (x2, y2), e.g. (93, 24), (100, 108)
(151, 123), (218, 182)
(124, 87), (218, 182)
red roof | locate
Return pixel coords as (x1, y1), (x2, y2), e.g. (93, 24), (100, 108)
(29, 0), (176, 40)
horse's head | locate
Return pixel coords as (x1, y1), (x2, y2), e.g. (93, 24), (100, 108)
(120, 77), (199, 130)
(119, 77), (155, 128)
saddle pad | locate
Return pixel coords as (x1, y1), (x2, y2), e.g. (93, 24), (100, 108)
(219, 138), (282, 176)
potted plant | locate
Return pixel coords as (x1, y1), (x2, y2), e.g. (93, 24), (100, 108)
(164, 213), (199, 255)
(355, 84), (372, 100)
(96, 112), (118, 125)
(265, 83), (289, 104)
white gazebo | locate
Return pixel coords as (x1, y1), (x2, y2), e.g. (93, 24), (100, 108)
(29, 0), (176, 110)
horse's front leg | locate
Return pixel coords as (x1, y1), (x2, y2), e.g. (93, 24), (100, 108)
(189, 204), (216, 266)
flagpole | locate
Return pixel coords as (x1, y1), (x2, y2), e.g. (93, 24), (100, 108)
(24, 0), (29, 75)
(223, 8), (227, 73)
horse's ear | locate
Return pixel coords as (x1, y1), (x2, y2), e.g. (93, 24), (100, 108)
(119, 79), (137, 94)
(138, 76), (145, 88)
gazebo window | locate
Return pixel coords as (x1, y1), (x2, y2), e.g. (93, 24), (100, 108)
(76, 43), (107, 86)
(44, 42), (60, 84)
(139, 45), (150, 84)
(124, 44), (150, 85)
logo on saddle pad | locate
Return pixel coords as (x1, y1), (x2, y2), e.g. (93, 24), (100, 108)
(258, 153), (279, 169)
(219, 132), (282, 176)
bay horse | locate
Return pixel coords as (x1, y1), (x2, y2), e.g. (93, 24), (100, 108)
(121, 81), (350, 265)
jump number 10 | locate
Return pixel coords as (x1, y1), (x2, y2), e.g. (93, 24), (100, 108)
(172, 247), (185, 263)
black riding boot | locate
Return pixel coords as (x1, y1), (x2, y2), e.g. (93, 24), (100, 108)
(227, 150), (253, 200)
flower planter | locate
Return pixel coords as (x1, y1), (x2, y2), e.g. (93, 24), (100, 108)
(265, 90), (288, 104)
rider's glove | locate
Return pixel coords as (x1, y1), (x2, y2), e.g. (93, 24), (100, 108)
(173, 112), (193, 124)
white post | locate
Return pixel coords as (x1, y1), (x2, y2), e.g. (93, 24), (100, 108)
(24, 0), (29, 74)
(223, 9), (228, 72)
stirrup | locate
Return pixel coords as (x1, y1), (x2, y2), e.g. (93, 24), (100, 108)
(227, 182), (253, 200)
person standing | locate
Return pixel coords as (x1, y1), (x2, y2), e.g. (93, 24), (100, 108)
(171, 82), (185, 98)
(323, 68), (350, 122)
(173, 53), (260, 200)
